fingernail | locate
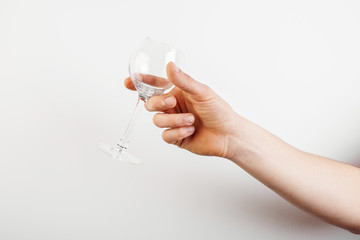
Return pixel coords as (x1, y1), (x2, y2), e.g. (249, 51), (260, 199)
(185, 115), (194, 124)
(187, 126), (195, 133)
(174, 63), (181, 73)
(164, 97), (175, 106)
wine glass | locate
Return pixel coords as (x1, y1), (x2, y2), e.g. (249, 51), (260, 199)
(98, 38), (185, 165)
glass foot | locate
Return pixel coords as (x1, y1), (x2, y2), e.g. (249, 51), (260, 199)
(97, 143), (142, 165)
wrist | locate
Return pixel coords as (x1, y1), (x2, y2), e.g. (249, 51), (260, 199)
(224, 114), (299, 170)
(223, 114), (253, 162)
(224, 113), (278, 168)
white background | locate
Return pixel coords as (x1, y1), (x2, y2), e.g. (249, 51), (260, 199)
(1, 0), (360, 239)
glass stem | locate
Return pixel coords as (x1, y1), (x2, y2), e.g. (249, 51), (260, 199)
(117, 97), (145, 151)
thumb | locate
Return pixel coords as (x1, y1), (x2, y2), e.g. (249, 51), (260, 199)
(166, 62), (211, 98)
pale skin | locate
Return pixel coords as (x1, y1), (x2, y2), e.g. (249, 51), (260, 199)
(124, 62), (360, 234)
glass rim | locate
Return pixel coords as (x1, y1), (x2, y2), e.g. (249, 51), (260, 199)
(128, 37), (185, 75)
(143, 37), (184, 55)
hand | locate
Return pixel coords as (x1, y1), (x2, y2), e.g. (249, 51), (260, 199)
(124, 62), (242, 158)
(126, 63), (360, 234)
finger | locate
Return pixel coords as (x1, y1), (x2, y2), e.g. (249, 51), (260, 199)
(145, 94), (176, 112)
(162, 126), (195, 144)
(153, 113), (195, 128)
(166, 62), (214, 99)
(124, 77), (136, 91)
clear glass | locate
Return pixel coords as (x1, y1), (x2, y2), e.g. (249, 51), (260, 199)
(98, 38), (185, 165)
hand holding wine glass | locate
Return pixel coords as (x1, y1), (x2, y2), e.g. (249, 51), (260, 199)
(124, 62), (243, 159)
(98, 38), (185, 164)
(125, 60), (360, 235)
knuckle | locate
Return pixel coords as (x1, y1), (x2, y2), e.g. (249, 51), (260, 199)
(146, 96), (164, 111)
(201, 83), (212, 94)
(173, 116), (181, 126)
(162, 131), (173, 144)
(176, 72), (187, 89)
(199, 83), (216, 99)
(184, 72), (192, 83)
(145, 101), (154, 111)
(155, 114), (168, 127)
(153, 114), (161, 126)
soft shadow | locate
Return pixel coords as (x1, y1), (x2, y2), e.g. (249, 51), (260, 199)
(350, 154), (360, 168)
(229, 190), (331, 231)
(177, 177), (334, 232)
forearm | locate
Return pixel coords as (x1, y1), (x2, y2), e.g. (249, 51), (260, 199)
(228, 115), (360, 233)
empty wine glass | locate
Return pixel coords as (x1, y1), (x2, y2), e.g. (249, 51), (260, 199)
(98, 38), (185, 165)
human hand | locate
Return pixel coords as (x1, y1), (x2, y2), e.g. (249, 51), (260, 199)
(124, 62), (242, 158)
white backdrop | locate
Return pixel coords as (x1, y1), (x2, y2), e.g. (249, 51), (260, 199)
(1, 0), (359, 239)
